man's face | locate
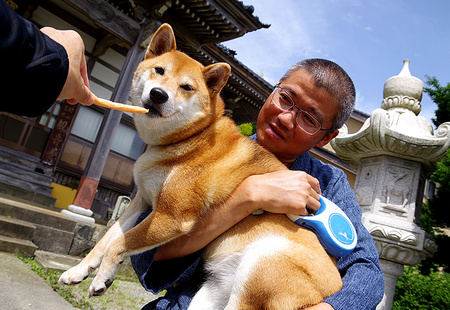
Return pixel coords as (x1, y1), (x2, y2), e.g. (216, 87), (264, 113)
(256, 68), (339, 164)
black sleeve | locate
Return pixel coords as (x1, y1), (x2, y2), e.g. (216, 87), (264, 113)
(0, 1), (69, 116)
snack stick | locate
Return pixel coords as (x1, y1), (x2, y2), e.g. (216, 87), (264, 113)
(92, 95), (148, 114)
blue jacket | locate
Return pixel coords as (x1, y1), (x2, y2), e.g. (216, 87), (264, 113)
(131, 138), (384, 309)
(0, 1), (68, 116)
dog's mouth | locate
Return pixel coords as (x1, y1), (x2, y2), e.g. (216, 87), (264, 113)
(144, 104), (163, 118)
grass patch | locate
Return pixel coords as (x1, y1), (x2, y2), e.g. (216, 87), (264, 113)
(16, 254), (157, 309)
(16, 254), (94, 309)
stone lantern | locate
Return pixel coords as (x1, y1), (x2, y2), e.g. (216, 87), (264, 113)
(331, 60), (450, 309)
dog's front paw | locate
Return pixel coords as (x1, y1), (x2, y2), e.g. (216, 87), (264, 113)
(89, 274), (115, 296)
(59, 263), (93, 285)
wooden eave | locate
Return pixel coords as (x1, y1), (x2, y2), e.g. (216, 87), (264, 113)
(62, 0), (269, 47)
(136, 0), (269, 46)
(49, 0), (271, 123)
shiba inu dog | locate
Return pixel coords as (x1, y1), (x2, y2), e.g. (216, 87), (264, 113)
(59, 23), (342, 309)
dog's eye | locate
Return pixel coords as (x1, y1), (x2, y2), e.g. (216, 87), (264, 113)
(181, 85), (194, 91)
(155, 67), (164, 75)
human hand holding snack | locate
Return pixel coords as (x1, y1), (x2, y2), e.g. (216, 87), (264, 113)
(40, 27), (148, 115)
(40, 27), (94, 106)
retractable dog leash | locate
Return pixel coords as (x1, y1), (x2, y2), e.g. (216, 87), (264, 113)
(287, 196), (357, 257)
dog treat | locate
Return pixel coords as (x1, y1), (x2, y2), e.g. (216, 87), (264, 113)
(93, 95), (148, 114)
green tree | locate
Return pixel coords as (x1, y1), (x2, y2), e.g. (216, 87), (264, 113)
(237, 123), (256, 136)
(419, 76), (450, 273)
(424, 75), (450, 127)
(421, 149), (450, 232)
(393, 264), (450, 309)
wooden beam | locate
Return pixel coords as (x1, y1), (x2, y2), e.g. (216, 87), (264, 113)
(62, 0), (140, 45)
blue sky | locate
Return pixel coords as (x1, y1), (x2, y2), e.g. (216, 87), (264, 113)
(224, 0), (450, 128)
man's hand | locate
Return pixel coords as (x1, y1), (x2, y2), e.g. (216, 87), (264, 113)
(304, 302), (334, 310)
(40, 27), (94, 106)
(244, 170), (322, 215)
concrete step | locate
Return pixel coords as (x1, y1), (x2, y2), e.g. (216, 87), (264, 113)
(0, 235), (37, 257)
(0, 196), (76, 254)
(0, 195), (74, 231)
(0, 195), (106, 256)
(34, 250), (81, 271)
(0, 181), (56, 207)
(0, 145), (55, 205)
(0, 145), (53, 175)
(0, 163), (53, 196)
(0, 215), (36, 240)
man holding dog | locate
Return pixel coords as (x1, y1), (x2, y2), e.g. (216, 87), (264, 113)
(132, 59), (384, 309)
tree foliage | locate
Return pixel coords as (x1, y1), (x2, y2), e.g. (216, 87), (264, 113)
(420, 149), (450, 232)
(419, 77), (450, 273)
(393, 264), (450, 310)
(237, 123), (257, 137)
(424, 75), (450, 127)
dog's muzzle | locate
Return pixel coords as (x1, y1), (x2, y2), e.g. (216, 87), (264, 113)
(144, 87), (168, 117)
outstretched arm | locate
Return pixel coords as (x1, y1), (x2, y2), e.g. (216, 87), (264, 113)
(0, 1), (93, 117)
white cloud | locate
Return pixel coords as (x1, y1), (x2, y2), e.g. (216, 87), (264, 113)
(226, 0), (333, 81)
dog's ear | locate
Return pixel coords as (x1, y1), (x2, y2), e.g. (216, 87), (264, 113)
(145, 23), (176, 59)
(203, 63), (231, 96)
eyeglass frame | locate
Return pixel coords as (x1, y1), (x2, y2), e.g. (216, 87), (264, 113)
(270, 84), (334, 135)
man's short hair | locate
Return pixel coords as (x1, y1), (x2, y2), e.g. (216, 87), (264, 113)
(280, 59), (356, 131)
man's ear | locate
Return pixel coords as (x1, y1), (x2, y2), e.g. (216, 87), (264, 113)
(203, 63), (231, 96)
(145, 23), (176, 59)
(315, 129), (339, 148)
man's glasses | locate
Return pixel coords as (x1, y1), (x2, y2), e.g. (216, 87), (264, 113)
(270, 85), (333, 135)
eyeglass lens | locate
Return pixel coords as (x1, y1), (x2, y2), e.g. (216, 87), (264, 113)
(272, 87), (321, 134)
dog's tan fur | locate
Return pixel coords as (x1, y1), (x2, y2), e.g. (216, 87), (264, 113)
(59, 24), (342, 309)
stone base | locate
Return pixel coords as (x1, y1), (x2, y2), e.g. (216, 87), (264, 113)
(61, 205), (95, 224)
(376, 259), (405, 310)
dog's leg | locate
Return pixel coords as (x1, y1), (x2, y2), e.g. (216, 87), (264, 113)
(59, 192), (148, 285)
(89, 208), (198, 296)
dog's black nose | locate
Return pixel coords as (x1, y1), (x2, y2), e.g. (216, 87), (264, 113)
(150, 88), (168, 104)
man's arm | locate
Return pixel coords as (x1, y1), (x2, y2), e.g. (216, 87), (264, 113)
(155, 170), (321, 261)
(0, 2), (93, 116)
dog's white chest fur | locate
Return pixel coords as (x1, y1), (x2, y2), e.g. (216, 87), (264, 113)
(134, 149), (175, 205)
(188, 235), (293, 310)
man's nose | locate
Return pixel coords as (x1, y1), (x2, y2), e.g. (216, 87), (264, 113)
(278, 110), (296, 131)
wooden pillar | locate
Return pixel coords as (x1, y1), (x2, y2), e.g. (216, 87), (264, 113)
(73, 26), (147, 210)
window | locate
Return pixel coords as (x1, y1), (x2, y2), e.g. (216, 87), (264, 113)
(70, 106), (102, 142)
(111, 123), (145, 160)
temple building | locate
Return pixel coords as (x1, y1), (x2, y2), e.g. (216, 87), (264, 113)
(0, 0), (366, 219)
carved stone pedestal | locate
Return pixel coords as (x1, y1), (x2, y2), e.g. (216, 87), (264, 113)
(332, 60), (449, 309)
(356, 155), (437, 309)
